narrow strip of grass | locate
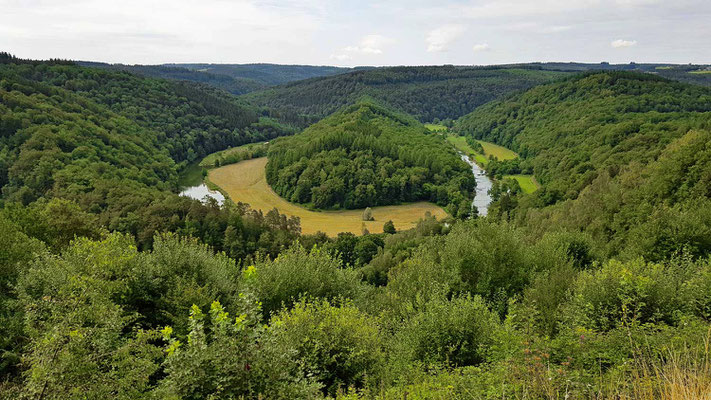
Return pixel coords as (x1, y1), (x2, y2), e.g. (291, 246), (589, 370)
(505, 174), (540, 194)
(199, 141), (268, 168)
(425, 123), (448, 132)
(478, 140), (518, 160)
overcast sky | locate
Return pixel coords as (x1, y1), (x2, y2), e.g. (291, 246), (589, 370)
(2, 0), (709, 66)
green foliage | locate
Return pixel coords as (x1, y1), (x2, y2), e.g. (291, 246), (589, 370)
(166, 62), (354, 86)
(391, 296), (501, 369)
(16, 234), (163, 399)
(266, 102), (475, 215)
(562, 258), (702, 332)
(456, 71), (711, 202)
(157, 300), (319, 399)
(245, 245), (365, 317)
(382, 220), (396, 234)
(79, 61), (268, 95)
(199, 140), (271, 168)
(270, 299), (384, 396)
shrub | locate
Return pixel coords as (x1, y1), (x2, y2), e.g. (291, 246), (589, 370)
(246, 245), (364, 316)
(157, 300), (319, 399)
(362, 207), (374, 221)
(270, 299), (384, 396)
(391, 295), (501, 369)
(563, 259), (691, 332)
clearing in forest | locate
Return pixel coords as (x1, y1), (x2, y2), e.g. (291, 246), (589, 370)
(209, 157), (449, 236)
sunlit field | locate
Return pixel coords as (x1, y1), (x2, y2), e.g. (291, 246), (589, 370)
(209, 157), (449, 235)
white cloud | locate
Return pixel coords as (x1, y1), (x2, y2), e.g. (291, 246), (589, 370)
(330, 34), (393, 61)
(540, 25), (572, 33)
(472, 43), (490, 52)
(426, 24), (466, 52)
(611, 39), (637, 48)
(504, 22), (572, 33)
(330, 53), (352, 61)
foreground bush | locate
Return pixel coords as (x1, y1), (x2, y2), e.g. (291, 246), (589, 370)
(270, 299), (384, 396)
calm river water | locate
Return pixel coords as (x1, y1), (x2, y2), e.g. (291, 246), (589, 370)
(179, 184), (225, 205)
(459, 153), (493, 216)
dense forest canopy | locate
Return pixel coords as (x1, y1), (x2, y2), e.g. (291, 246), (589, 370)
(455, 71), (711, 260)
(244, 66), (570, 126)
(0, 56), (302, 255)
(165, 63), (358, 86)
(77, 61), (268, 95)
(265, 101), (475, 216)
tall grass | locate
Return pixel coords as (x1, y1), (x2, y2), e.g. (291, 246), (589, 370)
(600, 327), (711, 400)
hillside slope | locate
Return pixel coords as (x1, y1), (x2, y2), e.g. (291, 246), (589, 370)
(0, 57), (301, 252)
(78, 61), (267, 94)
(455, 71), (711, 259)
(1, 58), (294, 164)
(455, 71), (711, 201)
(266, 101), (475, 217)
(244, 66), (570, 125)
(166, 63), (356, 86)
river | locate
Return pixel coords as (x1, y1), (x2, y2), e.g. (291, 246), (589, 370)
(179, 183), (225, 205)
(459, 153), (493, 216)
(178, 162), (225, 205)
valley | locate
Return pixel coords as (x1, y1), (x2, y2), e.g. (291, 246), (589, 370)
(3, 47), (711, 399)
(208, 157), (448, 235)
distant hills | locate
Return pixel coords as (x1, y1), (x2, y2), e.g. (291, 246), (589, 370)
(244, 66), (571, 126)
(164, 63), (363, 86)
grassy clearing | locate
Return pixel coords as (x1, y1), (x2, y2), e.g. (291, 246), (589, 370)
(505, 174), (540, 194)
(445, 134), (516, 166)
(209, 157), (449, 236)
(445, 134), (540, 194)
(199, 141), (268, 168)
(690, 70), (711, 74)
(478, 140), (518, 160)
(424, 123), (448, 132)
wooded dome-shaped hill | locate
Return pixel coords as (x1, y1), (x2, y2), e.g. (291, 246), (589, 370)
(266, 101), (475, 216)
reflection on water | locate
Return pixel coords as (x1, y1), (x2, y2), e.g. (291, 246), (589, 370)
(179, 184), (225, 205)
(459, 153), (493, 216)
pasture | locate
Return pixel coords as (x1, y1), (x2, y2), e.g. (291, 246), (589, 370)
(505, 174), (540, 194)
(209, 157), (449, 236)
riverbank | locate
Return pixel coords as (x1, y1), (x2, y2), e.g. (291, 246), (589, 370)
(443, 133), (539, 194)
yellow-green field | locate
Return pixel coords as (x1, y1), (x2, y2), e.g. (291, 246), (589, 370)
(690, 70), (711, 74)
(199, 141), (268, 168)
(209, 157), (449, 236)
(478, 140), (518, 161)
(445, 135), (516, 165)
(505, 174), (540, 194)
(424, 123), (448, 132)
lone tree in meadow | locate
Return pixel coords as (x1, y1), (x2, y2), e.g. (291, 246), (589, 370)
(362, 207), (374, 221)
(383, 220), (396, 234)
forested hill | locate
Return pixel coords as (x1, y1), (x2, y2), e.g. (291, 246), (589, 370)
(266, 101), (475, 217)
(0, 59), (295, 164)
(78, 61), (268, 95)
(0, 57), (302, 254)
(243, 66), (570, 126)
(165, 63), (357, 86)
(455, 71), (711, 259)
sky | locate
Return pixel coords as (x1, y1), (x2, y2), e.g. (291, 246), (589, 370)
(1, 0), (710, 66)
